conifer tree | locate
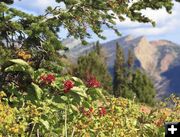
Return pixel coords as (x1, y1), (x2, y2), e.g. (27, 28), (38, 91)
(0, 0), (178, 52)
(0, 0), (179, 73)
(113, 44), (156, 104)
(127, 49), (135, 68)
(126, 49), (134, 87)
(75, 43), (112, 91)
(95, 41), (101, 55)
(131, 69), (156, 106)
(124, 49), (134, 83)
(113, 43), (126, 97)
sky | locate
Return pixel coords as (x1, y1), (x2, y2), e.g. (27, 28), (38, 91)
(13, 0), (180, 44)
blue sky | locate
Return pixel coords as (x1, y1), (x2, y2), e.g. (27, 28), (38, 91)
(13, 0), (180, 44)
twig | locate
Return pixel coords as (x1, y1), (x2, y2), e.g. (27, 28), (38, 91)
(29, 123), (36, 137)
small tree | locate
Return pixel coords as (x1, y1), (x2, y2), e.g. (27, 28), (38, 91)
(113, 43), (126, 97)
(127, 49), (135, 68)
(95, 41), (101, 55)
(131, 69), (156, 106)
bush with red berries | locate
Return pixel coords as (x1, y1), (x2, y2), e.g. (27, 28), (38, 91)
(0, 59), (180, 137)
(0, 59), (107, 136)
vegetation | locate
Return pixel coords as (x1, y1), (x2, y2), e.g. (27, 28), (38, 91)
(0, 80), (179, 136)
(74, 42), (112, 91)
(113, 43), (156, 106)
(0, 0), (180, 136)
(0, 58), (107, 136)
(113, 43), (127, 97)
(0, 0), (179, 50)
(131, 70), (156, 106)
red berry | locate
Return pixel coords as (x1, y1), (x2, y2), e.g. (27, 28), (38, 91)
(63, 80), (74, 93)
(99, 107), (106, 117)
(89, 107), (93, 113)
(40, 74), (55, 84)
(80, 107), (94, 117)
(86, 75), (101, 88)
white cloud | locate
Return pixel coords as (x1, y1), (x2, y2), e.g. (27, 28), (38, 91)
(114, 7), (178, 30)
(97, 1), (180, 43)
(114, 1), (180, 37)
(128, 18), (180, 36)
(14, 0), (59, 14)
(115, 18), (147, 28)
(141, 9), (175, 23)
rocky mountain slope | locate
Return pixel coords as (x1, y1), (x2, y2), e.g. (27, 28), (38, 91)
(61, 35), (180, 97)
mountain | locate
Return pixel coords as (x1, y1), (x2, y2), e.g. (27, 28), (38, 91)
(61, 35), (180, 97)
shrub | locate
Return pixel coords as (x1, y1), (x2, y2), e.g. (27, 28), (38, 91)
(0, 59), (179, 137)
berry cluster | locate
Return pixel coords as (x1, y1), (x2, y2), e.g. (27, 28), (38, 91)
(40, 74), (55, 85)
(63, 80), (74, 93)
(86, 75), (101, 88)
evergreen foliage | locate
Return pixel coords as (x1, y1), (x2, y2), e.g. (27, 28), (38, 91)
(113, 43), (126, 97)
(0, 0), (179, 72)
(127, 49), (135, 68)
(0, 45), (12, 64)
(131, 69), (156, 106)
(75, 43), (112, 91)
(113, 43), (156, 105)
(0, 0), (178, 50)
(95, 41), (101, 55)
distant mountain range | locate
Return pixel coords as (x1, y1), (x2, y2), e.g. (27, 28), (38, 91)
(61, 35), (180, 97)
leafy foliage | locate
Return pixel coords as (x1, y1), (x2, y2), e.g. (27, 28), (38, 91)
(0, 58), (106, 136)
(0, 45), (12, 64)
(73, 96), (180, 137)
(1, 87), (179, 136)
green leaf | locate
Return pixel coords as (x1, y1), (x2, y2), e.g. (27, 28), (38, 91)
(87, 88), (106, 102)
(82, 101), (91, 108)
(95, 88), (106, 101)
(71, 87), (87, 98)
(31, 82), (43, 99)
(10, 59), (30, 66)
(70, 104), (79, 112)
(5, 64), (24, 71)
(60, 96), (68, 102)
(71, 77), (84, 85)
(5, 59), (34, 78)
(40, 119), (50, 130)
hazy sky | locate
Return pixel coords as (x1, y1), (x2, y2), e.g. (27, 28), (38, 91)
(13, 0), (180, 44)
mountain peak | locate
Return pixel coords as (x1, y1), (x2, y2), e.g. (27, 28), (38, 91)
(62, 35), (180, 97)
(121, 35), (134, 42)
(130, 36), (149, 46)
(136, 36), (147, 41)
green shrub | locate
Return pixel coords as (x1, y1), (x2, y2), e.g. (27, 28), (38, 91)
(0, 59), (179, 137)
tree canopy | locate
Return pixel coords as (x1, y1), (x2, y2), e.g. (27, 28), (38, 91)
(0, 0), (179, 52)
